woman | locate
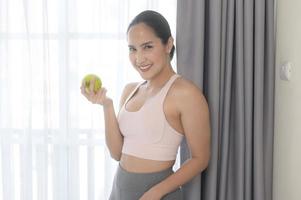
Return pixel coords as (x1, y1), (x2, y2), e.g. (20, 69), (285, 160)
(81, 10), (211, 200)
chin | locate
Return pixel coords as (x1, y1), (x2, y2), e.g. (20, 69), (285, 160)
(137, 67), (161, 81)
(138, 70), (151, 78)
(139, 73), (152, 81)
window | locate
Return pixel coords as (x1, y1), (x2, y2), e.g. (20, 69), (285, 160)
(0, 0), (177, 199)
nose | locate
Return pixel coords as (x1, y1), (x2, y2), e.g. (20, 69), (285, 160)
(135, 51), (146, 65)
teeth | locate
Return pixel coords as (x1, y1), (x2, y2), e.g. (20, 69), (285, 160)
(139, 65), (151, 70)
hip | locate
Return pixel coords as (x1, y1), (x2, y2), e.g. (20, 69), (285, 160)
(109, 164), (183, 200)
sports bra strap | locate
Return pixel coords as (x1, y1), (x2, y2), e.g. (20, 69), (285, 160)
(123, 81), (145, 106)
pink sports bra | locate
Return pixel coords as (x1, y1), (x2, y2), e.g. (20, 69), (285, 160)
(118, 74), (184, 161)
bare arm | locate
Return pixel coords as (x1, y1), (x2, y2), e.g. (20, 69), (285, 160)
(107, 82), (138, 160)
(141, 81), (211, 199)
(102, 99), (123, 161)
(80, 79), (138, 161)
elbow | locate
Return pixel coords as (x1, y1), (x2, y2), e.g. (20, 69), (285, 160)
(203, 158), (210, 170)
(196, 151), (211, 172)
(106, 141), (123, 161)
(202, 151), (211, 169)
(110, 151), (121, 161)
(111, 155), (121, 161)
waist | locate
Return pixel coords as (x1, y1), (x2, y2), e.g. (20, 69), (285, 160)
(120, 154), (175, 173)
(122, 140), (180, 161)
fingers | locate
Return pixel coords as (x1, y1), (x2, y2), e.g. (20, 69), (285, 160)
(81, 78), (95, 96)
(80, 84), (88, 97)
(97, 87), (107, 97)
(92, 87), (107, 104)
(89, 78), (95, 93)
(80, 80), (92, 99)
(80, 84), (107, 105)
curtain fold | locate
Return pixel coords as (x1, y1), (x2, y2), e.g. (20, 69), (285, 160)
(176, 0), (275, 199)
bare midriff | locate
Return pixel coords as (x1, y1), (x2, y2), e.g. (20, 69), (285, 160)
(120, 154), (175, 173)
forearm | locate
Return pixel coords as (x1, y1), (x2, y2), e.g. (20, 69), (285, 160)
(103, 99), (123, 161)
(153, 157), (209, 197)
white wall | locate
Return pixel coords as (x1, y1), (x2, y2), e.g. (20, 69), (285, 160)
(273, 0), (301, 200)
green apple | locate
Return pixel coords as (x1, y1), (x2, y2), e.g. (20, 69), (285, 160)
(82, 74), (102, 93)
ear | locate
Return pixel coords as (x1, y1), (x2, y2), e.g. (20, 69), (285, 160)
(165, 37), (174, 53)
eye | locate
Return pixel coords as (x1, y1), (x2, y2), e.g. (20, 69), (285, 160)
(144, 45), (153, 50)
(128, 46), (136, 52)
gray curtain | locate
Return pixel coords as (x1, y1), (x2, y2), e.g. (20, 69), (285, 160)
(176, 0), (275, 200)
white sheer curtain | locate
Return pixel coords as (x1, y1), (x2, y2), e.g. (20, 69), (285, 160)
(0, 0), (177, 199)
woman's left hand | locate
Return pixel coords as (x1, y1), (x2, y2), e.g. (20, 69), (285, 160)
(139, 188), (163, 200)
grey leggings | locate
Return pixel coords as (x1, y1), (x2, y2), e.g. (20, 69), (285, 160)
(109, 164), (183, 200)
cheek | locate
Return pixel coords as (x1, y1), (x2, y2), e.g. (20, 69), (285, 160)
(152, 51), (166, 62)
(129, 54), (136, 65)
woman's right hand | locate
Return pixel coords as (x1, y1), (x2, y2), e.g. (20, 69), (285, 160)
(80, 79), (112, 106)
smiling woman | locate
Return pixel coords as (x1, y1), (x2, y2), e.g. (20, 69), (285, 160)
(81, 10), (211, 200)
(0, 0), (177, 200)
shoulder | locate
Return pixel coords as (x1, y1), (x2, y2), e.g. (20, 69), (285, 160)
(170, 76), (209, 113)
(119, 82), (139, 108)
(171, 76), (205, 101)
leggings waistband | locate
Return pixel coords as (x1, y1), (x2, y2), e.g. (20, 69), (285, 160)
(115, 164), (174, 190)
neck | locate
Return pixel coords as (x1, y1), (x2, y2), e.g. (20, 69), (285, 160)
(145, 65), (175, 90)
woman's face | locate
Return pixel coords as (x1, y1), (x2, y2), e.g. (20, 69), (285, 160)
(127, 23), (172, 80)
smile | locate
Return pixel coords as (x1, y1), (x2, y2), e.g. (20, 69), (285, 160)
(139, 64), (152, 71)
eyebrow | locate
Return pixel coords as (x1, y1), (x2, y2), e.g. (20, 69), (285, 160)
(128, 41), (154, 48)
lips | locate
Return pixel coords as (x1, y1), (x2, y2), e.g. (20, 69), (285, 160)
(138, 64), (152, 72)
